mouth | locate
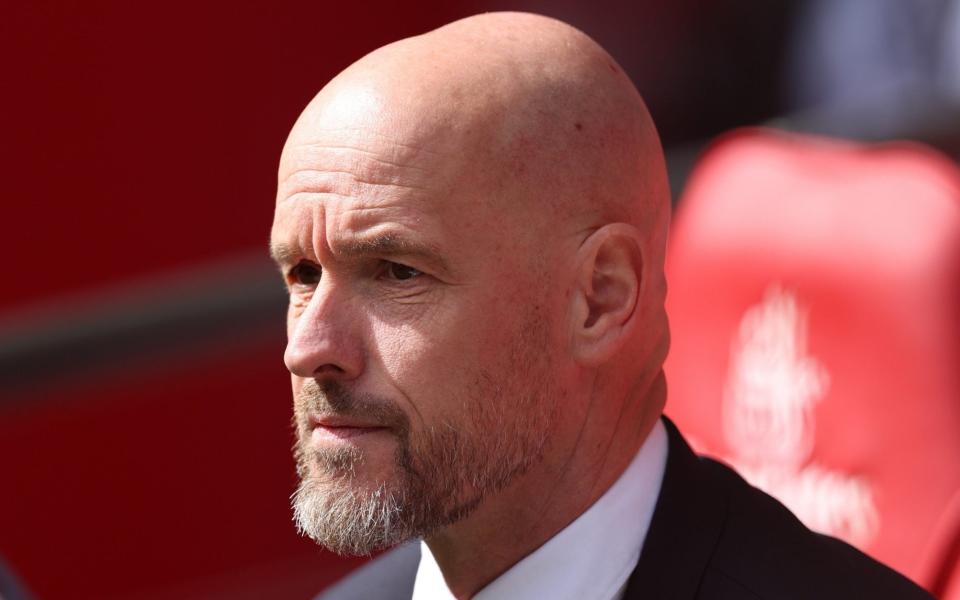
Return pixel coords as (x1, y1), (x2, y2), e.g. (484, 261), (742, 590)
(307, 414), (391, 443)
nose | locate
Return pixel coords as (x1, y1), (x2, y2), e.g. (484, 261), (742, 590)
(284, 278), (364, 381)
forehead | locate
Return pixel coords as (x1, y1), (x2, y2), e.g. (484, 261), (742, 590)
(279, 126), (442, 201)
(272, 102), (504, 262)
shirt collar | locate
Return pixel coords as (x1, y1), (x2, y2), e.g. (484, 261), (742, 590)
(412, 418), (669, 600)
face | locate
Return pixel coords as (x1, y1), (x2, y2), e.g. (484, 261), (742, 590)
(271, 87), (564, 555)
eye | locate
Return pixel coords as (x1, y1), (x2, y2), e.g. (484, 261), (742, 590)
(384, 261), (422, 281)
(289, 261), (321, 286)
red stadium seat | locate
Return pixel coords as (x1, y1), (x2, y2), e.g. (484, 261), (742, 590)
(663, 128), (960, 596)
(944, 558), (960, 600)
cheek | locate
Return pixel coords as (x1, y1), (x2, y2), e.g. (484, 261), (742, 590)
(374, 290), (531, 379)
(372, 316), (474, 389)
(373, 322), (434, 375)
(368, 297), (501, 411)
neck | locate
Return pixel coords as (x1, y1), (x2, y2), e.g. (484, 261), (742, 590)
(423, 371), (666, 599)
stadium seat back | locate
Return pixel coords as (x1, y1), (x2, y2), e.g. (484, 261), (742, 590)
(663, 128), (960, 595)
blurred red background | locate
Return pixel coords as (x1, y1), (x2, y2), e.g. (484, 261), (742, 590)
(3, 1), (956, 598)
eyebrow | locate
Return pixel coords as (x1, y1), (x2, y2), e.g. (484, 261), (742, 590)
(269, 241), (299, 267)
(269, 233), (448, 272)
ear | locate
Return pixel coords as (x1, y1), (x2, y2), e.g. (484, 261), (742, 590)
(569, 224), (643, 367)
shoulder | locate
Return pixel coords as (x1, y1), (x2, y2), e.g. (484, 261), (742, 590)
(629, 419), (932, 600)
(696, 456), (932, 599)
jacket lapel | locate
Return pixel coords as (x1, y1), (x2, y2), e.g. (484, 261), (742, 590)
(623, 417), (728, 599)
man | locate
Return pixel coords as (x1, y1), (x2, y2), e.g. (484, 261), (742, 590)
(269, 12), (931, 600)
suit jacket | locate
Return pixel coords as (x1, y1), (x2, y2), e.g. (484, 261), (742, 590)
(319, 418), (932, 599)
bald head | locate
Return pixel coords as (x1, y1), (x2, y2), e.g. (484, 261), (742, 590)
(284, 13), (667, 232)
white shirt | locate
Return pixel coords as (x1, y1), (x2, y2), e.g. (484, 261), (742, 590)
(412, 418), (669, 600)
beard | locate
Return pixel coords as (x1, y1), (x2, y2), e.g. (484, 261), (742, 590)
(291, 311), (557, 556)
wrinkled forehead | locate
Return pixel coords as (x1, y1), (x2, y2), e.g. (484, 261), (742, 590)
(293, 68), (532, 190)
(273, 78), (532, 265)
(276, 69), (541, 224)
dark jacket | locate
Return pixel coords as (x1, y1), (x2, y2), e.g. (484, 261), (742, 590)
(625, 418), (930, 599)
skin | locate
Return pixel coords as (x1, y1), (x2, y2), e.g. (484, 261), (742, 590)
(270, 12), (671, 599)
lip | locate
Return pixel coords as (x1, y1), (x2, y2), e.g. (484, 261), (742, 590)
(308, 414), (390, 442)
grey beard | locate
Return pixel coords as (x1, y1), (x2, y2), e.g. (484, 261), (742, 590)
(291, 440), (418, 555)
(290, 423), (494, 556)
(292, 476), (410, 556)
(290, 407), (552, 556)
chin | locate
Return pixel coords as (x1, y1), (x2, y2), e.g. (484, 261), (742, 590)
(292, 460), (416, 556)
(299, 437), (401, 488)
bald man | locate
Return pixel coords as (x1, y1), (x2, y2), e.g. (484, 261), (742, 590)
(269, 12), (931, 600)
